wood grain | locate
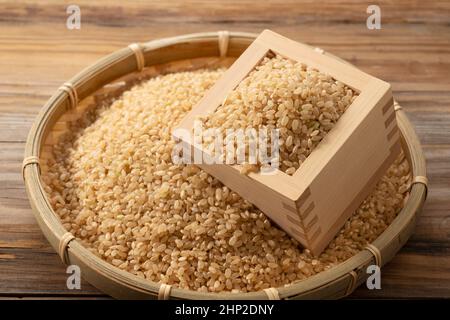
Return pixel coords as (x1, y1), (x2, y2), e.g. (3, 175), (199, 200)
(0, 0), (449, 299)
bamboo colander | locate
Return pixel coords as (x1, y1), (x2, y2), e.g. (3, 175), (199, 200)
(23, 31), (427, 300)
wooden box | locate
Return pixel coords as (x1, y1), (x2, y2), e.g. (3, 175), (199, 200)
(174, 30), (400, 255)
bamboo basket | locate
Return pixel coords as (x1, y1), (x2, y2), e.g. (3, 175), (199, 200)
(23, 31), (427, 300)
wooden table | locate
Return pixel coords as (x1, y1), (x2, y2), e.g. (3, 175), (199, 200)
(1, 0), (449, 299)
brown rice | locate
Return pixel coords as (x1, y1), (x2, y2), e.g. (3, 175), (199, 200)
(42, 68), (411, 293)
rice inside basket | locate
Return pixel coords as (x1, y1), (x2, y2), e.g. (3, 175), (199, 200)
(42, 65), (411, 293)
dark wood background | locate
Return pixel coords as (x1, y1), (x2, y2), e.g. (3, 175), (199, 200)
(0, 0), (449, 299)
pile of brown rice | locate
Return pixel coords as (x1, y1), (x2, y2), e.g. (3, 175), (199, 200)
(199, 54), (358, 174)
(42, 67), (411, 293)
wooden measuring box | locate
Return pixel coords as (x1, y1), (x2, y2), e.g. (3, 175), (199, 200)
(174, 30), (400, 255)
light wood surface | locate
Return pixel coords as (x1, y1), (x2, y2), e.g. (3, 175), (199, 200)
(175, 29), (400, 255)
(1, 0), (449, 299)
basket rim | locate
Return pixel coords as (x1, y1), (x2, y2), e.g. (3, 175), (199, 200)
(23, 31), (427, 300)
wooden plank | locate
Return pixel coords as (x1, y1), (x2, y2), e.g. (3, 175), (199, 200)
(351, 252), (450, 298)
(0, 226), (101, 296)
(1, 1), (449, 25)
